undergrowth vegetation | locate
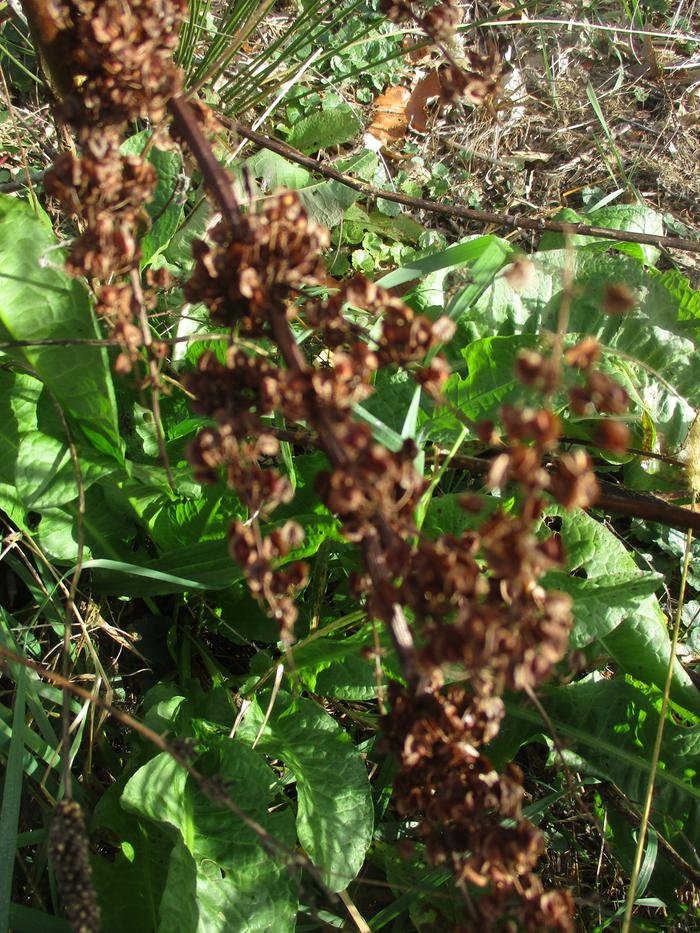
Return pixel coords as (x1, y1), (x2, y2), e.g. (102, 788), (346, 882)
(0, 0), (699, 930)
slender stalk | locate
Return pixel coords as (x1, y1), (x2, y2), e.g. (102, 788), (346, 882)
(223, 118), (700, 254)
(621, 494), (696, 932)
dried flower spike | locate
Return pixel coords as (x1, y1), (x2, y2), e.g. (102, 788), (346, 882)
(49, 799), (101, 933)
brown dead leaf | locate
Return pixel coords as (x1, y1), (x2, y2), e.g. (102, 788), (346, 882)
(406, 69), (443, 133)
(403, 34), (432, 66)
(366, 85), (412, 148)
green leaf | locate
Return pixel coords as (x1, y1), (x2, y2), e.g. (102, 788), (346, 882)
(122, 742), (298, 932)
(492, 676), (700, 864)
(550, 508), (700, 714)
(423, 493), (506, 539)
(90, 512), (339, 595)
(377, 236), (511, 290)
(157, 838), (198, 933)
(91, 780), (173, 933)
(286, 106), (362, 153)
(15, 430), (116, 510)
(466, 248), (699, 446)
(0, 368), (42, 486)
(0, 197), (122, 459)
(540, 204), (665, 265)
(543, 570), (663, 648)
(237, 690), (373, 892)
(650, 268), (700, 329)
(247, 149), (311, 191)
(7, 905), (71, 932)
(121, 132), (185, 266)
(292, 626), (398, 699)
(443, 335), (537, 425)
(248, 149), (376, 227)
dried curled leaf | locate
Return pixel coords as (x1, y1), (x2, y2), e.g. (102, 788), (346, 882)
(365, 85), (411, 148)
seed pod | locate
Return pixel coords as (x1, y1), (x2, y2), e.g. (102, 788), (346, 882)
(48, 799), (101, 933)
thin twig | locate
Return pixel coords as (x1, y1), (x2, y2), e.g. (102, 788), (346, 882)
(223, 118), (700, 254)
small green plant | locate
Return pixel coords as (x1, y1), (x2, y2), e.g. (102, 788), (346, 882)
(1, 1), (700, 932)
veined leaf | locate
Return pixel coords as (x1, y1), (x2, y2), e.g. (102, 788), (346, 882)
(492, 676), (700, 866)
(121, 132), (185, 266)
(465, 247), (699, 446)
(551, 508), (700, 715)
(122, 742), (298, 932)
(237, 690), (374, 892)
(543, 570), (663, 649)
(15, 430), (117, 510)
(286, 105), (362, 154)
(0, 198), (122, 459)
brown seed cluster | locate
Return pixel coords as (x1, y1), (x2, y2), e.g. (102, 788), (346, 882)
(379, 0), (503, 106)
(182, 174), (595, 926)
(49, 799), (101, 933)
(184, 193), (330, 335)
(184, 191), (452, 635)
(44, 0), (186, 129)
(41, 0), (187, 368)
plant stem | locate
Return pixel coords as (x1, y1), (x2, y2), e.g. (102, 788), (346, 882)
(621, 493), (696, 932)
(223, 117), (700, 254)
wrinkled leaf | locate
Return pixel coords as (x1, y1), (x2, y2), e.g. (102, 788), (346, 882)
(287, 105), (362, 153)
(121, 132), (185, 265)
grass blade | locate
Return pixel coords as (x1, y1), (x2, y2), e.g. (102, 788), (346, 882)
(0, 661), (27, 929)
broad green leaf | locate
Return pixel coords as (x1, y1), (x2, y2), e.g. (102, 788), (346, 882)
(121, 132), (185, 266)
(551, 508), (700, 714)
(91, 780), (173, 933)
(247, 149), (311, 191)
(157, 838), (198, 933)
(466, 248), (699, 446)
(15, 430), (116, 510)
(492, 676), (700, 864)
(0, 197), (122, 458)
(543, 570), (663, 648)
(122, 743), (298, 932)
(0, 369), (42, 486)
(423, 493), (507, 539)
(248, 149), (376, 227)
(33, 484), (139, 563)
(237, 690), (373, 892)
(7, 905), (71, 932)
(539, 204), (664, 265)
(286, 105), (362, 153)
(292, 626), (399, 699)
(442, 335), (537, 427)
(650, 268), (700, 330)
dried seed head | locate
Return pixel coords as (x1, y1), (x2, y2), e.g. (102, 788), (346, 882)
(602, 282), (637, 315)
(594, 420), (631, 454)
(49, 799), (101, 933)
(564, 336), (600, 370)
(421, 0), (463, 41)
(549, 450), (599, 510)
